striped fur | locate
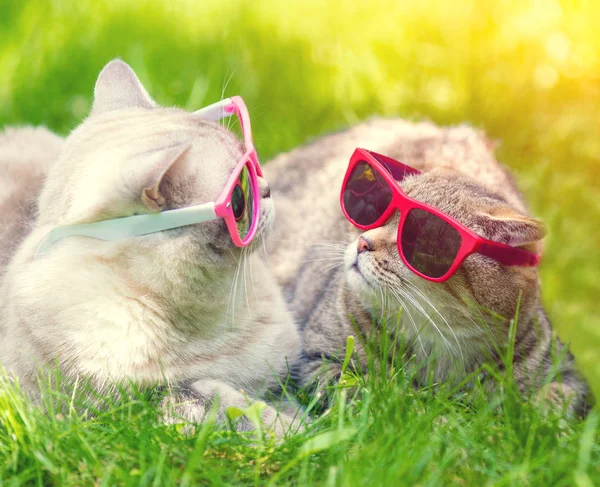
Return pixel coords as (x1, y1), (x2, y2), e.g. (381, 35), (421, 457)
(265, 118), (589, 415)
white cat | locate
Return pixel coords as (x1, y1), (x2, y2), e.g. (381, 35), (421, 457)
(0, 60), (301, 435)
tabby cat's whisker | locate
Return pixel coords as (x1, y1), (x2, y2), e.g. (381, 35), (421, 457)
(403, 281), (465, 364)
(469, 303), (499, 346)
(397, 285), (457, 359)
(313, 262), (344, 278)
(310, 247), (346, 253)
(303, 256), (344, 264)
(376, 283), (385, 325)
(389, 287), (427, 357)
(312, 242), (347, 249)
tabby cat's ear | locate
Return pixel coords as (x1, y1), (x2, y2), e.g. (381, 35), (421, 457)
(139, 143), (192, 211)
(478, 206), (547, 253)
(91, 59), (156, 115)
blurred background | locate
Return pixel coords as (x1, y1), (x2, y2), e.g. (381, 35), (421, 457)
(1, 0), (599, 396)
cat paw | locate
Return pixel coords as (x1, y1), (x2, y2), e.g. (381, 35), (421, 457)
(534, 382), (581, 416)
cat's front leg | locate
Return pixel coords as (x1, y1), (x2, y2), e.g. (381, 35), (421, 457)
(161, 379), (302, 438)
(534, 380), (590, 417)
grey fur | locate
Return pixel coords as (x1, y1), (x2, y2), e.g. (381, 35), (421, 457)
(265, 118), (589, 414)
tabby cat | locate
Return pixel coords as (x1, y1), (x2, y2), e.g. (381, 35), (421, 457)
(265, 119), (588, 414)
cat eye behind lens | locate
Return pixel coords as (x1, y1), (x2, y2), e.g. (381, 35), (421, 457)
(343, 160), (392, 226)
(233, 165), (254, 239)
(368, 151), (420, 182)
(401, 208), (462, 278)
(231, 184), (245, 221)
(341, 149), (541, 282)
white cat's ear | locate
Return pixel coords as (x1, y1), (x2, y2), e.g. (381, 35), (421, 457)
(478, 207), (547, 253)
(91, 59), (156, 115)
(140, 143), (192, 211)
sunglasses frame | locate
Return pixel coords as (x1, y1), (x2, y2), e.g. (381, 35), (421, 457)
(341, 148), (540, 282)
(204, 96), (262, 247)
(35, 96), (262, 259)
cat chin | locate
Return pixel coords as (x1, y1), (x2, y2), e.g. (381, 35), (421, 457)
(345, 268), (393, 315)
(254, 198), (275, 237)
(346, 264), (377, 299)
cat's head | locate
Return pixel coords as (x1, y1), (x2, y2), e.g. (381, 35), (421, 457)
(344, 166), (546, 349)
(37, 60), (273, 276)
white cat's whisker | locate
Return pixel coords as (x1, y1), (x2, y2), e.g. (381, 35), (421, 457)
(262, 237), (268, 258)
(247, 247), (258, 300)
(241, 250), (251, 315)
(227, 252), (245, 328)
(221, 67), (238, 101)
(242, 248), (252, 313)
(219, 67), (239, 132)
(225, 257), (238, 324)
(260, 219), (275, 258)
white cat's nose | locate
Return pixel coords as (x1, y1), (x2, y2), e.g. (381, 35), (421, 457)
(258, 177), (271, 198)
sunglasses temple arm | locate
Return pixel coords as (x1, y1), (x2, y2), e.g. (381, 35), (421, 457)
(194, 97), (257, 159)
(34, 203), (218, 259)
(478, 241), (540, 267)
(193, 98), (234, 121)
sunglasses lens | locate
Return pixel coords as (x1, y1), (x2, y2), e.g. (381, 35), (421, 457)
(401, 208), (462, 278)
(343, 160), (392, 226)
(369, 152), (416, 182)
(232, 165), (255, 240)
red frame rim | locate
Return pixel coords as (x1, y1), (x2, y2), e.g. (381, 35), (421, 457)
(340, 148), (540, 282)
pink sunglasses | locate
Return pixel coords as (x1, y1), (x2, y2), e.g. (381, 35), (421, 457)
(35, 96), (262, 258)
(340, 148), (540, 282)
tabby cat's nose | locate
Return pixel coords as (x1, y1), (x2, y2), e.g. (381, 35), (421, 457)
(357, 236), (374, 254)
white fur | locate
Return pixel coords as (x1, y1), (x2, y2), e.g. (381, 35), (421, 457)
(0, 60), (301, 433)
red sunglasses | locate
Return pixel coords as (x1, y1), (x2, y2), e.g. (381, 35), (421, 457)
(340, 148), (540, 282)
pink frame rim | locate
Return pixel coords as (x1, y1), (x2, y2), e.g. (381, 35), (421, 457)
(340, 148), (541, 282)
(213, 96), (263, 247)
(33, 96), (263, 257)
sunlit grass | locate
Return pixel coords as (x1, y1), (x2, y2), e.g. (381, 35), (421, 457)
(1, 0), (599, 484)
(1, 321), (598, 485)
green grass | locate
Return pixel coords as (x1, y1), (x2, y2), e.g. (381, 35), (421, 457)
(1, 328), (598, 486)
(1, 0), (600, 484)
